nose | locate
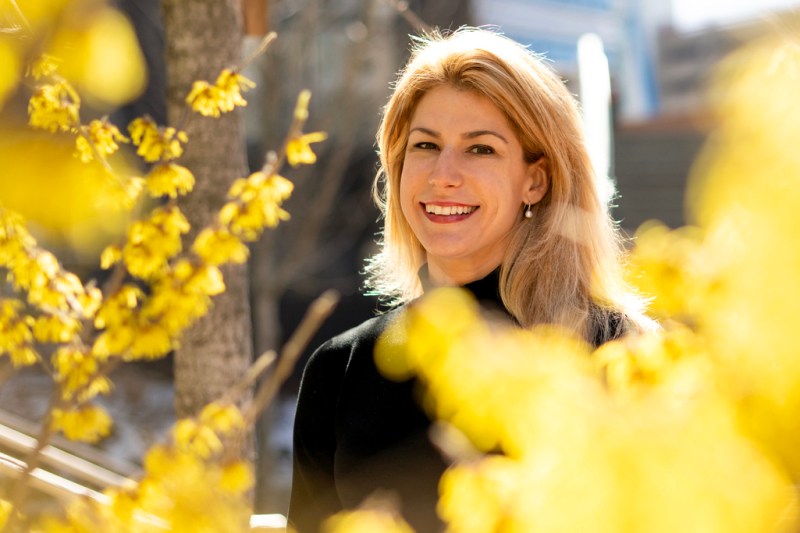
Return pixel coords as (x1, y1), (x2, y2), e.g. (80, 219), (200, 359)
(427, 147), (462, 188)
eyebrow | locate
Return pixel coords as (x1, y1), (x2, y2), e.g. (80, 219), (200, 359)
(409, 127), (509, 144)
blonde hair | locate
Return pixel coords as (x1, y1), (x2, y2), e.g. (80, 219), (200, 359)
(366, 27), (652, 341)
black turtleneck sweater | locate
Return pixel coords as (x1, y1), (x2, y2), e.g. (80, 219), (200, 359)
(288, 271), (506, 532)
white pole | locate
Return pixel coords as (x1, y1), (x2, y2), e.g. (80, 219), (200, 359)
(577, 33), (615, 208)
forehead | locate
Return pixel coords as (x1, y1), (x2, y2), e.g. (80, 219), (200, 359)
(408, 85), (512, 131)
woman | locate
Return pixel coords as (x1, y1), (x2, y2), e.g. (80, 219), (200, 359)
(288, 27), (652, 532)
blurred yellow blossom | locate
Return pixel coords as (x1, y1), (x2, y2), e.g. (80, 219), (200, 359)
(46, 5), (146, 107)
(0, 498), (10, 530)
(172, 419), (223, 459)
(28, 80), (80, 133)
(199, 402), (245, 435)
(323, 507), (414, 533)
(219, 461), (254, 495)
(221, 171), (294, 239)
(185, 81), (225, 117)
(122, 206), (190, 280)
(293, 89), (312, 120)
(128, 116), (187, 163)
(128, 324), (173, 360)
(192, 227), (250, 266)
(75, 118), (128, 163)
(29, 53), (60, 81)
(100, 244), (122, 269)
(53, 346), (112, 402)
(625, 222), (715, 323)
(32, 314), (80, 344)
(0, 39), (20, 109)
(144, 162), (195, 198)
(382, 287), (798, 532)
(0, 136), (132, 253)
(287, 131), (327, 167)
(0, 299), (38, 367)
(186, 69), (254, 117)
(101, 175), (146, 212)
(51, 404), (112, 443)
(132, 445), (252, 531)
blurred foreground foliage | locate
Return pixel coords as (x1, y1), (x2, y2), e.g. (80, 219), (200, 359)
(0, 1), (328, 531)
(350, 30), (800, 533)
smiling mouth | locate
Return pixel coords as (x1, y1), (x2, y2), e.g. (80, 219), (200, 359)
(423, 204), (478, 216)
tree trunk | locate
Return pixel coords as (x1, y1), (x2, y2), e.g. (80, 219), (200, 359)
(161, 0), (253, 456)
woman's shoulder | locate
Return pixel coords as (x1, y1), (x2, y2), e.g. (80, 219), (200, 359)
(305, 307), (404, 371)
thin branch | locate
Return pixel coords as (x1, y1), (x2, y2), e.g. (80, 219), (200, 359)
(7, 0), (33, 34)
(239, 31), (278, 72)
(221, 349), (277, 405)
(244, 289), (339, 424)
(383, 0), (433, 33)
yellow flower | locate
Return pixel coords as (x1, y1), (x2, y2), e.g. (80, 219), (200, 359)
(28, 53), (60, 80)
(123, 206), (190, 280)
(137, 445), (252, 531)
(32, 314), (80, 343)
(199, 402), (245, 435)
(0, 498), (10, 529)
(0, 40), (20, 110)
(186, 69), (254, 117)
(75, 118), (129, 163)
(172, 419), (223, 459)
(144, 163), (195, 198)
(91, 328), (134, 359)
(28, 80), (80, 133)
(102, 176), (145, 212)
(51, 404), (112, 443)
(293, 89), (312, 121)
(10, 347), (38, 367)
(53, 346), (112, 401)
(216, 69), (254, 102)
(0, 300), (36, 367)
(185, 81), (225, 117)
(94, 284), (142, 330)
(221, 172), (295, 239)
(192, 227), (249, 266)
(323, 508), (414, 533)
(128, 116), (187, 163)
(219, 461), (254, 495)
(0, 299), (39, 367)
(100, 244), (122, 269)
(185, 264), (226, 297)
(128, 323), (173, 360)
(286, 131), (327, 167)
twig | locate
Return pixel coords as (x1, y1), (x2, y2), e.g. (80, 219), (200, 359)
(221, 349), (277, 405)
(7, 0), (33, 35)
(383, 0), (433, 33)
(239, 31), (278, 72)
(244, 289), (339, 424)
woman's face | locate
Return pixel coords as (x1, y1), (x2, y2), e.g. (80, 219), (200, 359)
(399, 85), (547, 285)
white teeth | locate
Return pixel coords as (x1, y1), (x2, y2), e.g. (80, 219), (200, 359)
(425, 204), (477, 216)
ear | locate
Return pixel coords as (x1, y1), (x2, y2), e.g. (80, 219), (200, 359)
(523, 157), (549, 205)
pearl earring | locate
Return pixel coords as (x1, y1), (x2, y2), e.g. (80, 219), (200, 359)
(524, 204), (533, 219)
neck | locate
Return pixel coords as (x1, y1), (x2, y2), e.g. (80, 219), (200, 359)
(426, 259), (501, 288)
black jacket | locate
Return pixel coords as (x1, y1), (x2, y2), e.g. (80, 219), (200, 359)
(288, 271), (623, 532)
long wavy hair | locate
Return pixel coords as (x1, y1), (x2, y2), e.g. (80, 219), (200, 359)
(365, 27), (652, 341)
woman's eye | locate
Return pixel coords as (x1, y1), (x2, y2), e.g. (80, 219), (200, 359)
(413, 141), (438, 150)
(468, 145), (495, 155)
